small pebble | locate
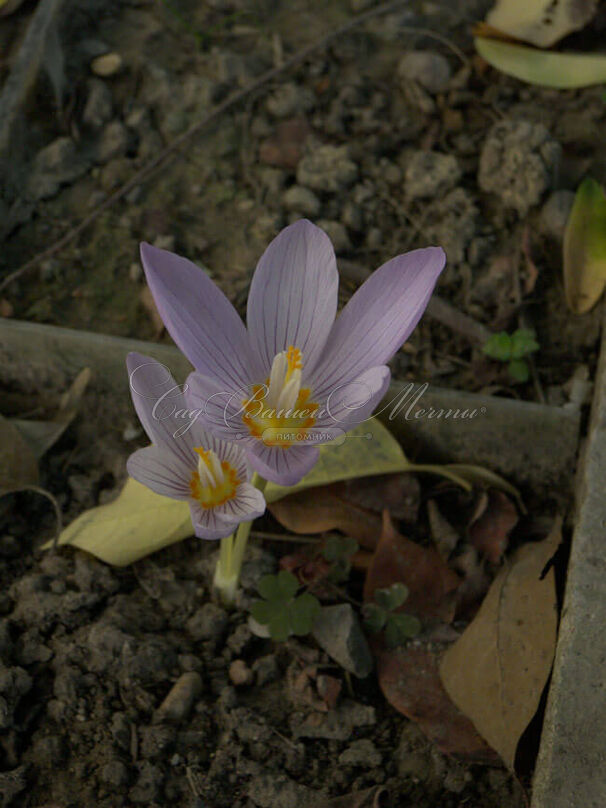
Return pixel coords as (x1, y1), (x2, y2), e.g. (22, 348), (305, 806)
(228, 659), (253, 686)
(154, 672), (203, 724)
(91, 52), (123, 77)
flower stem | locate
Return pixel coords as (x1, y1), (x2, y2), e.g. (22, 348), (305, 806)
(213, 472), (267, 607)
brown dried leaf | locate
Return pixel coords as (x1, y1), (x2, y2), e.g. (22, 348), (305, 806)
(439, 517), (561, 769)
(363, 512), (460, 622)
(269, 486), (382, 549)
(469, 490), (518, 564)
(373, 631), (499, 762)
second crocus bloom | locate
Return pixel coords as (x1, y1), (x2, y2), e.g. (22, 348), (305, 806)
(140, 220), (446, 485)
(126, 352), (265, 539)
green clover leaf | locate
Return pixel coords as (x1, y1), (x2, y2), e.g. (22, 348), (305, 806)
(362, 602), (387, 633)
(508, 358), (530, 383)
(374, 582), (409, 612)
(322, 536), (359, 562)
(251, 571), (321, 641)
(510, 328), (539, 360)
(384, 613), (422, 648)
(482, 332), (512, 362)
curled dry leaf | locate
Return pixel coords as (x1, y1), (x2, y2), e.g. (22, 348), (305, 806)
(563, 177), (606, 314)
(439, 517), (561, 769)
(363, 511), (460, 623)
(484, 0), (597, 47)
(468, 489), (518, 564)
(474, 37), (606, 88)
(269, 486), (382, 549)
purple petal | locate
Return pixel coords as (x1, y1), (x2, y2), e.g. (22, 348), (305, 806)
(315, 365), (391, 431)
(127, 445), (192, 499)
(140, 243), (260, 389)
(310, 247), (445, 398)
(213, 481), (266, 523)
(247, 220), (339, 375)
(184, 371), (254, 445)
(189, 502), (235, 540)
(248, 442), (319, 486)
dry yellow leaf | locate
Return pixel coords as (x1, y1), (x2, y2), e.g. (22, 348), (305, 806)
(564, 178), (606, 314)
(439, 517), (561, 769)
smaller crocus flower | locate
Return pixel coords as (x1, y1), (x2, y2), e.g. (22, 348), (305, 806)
(126, 352), (265, 540)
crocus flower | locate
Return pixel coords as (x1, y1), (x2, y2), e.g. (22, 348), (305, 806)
(140, 220), (445, 486)
(126, 352), (265, 539)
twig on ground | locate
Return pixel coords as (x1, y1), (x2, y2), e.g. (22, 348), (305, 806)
(1, 2), (468, 293)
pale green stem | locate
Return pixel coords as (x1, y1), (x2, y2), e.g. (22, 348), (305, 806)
(213, 472), (267, 607)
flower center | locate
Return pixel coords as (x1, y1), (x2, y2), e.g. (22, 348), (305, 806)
(189, 447), (240, 508)
(242, 346), (318, 448)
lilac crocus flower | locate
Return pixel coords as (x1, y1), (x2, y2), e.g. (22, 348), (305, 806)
(126, 352), (265, 539)
(140, 220), (445, 486)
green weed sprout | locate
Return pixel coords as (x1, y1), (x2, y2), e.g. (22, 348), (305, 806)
(482, 328), (539, 383)
(362, 582), (421, 648)
(321, 536), (359, 583)
(250, 570), (321, 641)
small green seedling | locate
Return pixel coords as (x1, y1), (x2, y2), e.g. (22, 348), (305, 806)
(362, 582), (421, 649)
(321, 536), (359, 583)
(482, 328), (539, 383)
(250, 570), (321, 641)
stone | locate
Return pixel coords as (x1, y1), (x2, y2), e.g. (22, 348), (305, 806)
(228, 659), (253, 686)
(341, 200), (364, 231)
(82, 79), (113, 129)
(101, 760), (130, 788)
(311, 604), (373, 677)
(316, 219), (351, 253)
(252, 654), (279, 686)
(404, 150), (462, 201)
(259, 118), (312, 170)
(398, 50), (452, 94)
(282, 185), (321, 217)
(185, 603), (228, 643)
(91, 52), (123, 77)
(266, 82), (314, 118)
(338, 738), (382, 768)
(540, 190), (575, 242)
(27, 137), (90, 200)
(297, 144), (358, 192)
(478, 119), (562, 216)
(154, 672), (203, 723)
(291, 700), (376, 740)
(424, 188), (479, 265)
(248, 769), (318, 808)
(94, 120), (129, 164)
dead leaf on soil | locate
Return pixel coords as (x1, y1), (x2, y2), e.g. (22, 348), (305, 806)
(363, 512), (460, 623)
(483, 0), (597, 48)
(439, 516), (561, 769)
(474, 38), (606, 88)
(469, 489), (518, 564)
(12, 368), (91, 459)
(563, 177), (606, 314)
(269, 486), (383, 549)
(373, 631), (499, 762)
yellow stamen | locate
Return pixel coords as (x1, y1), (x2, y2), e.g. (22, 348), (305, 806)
(190, 447), (239, 508)
(241, 345), (317, 448)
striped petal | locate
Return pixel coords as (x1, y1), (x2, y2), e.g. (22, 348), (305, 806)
(247, 220), (339, 376)
(315, 365), (391, 432)
(189, 502), (235, 540)
(213, 481), (266, 523)
(247, 442), (319, 486)
(126, 445), (192, 500)
(140, 243), (261, 389)
(310, 247), (445, 399)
